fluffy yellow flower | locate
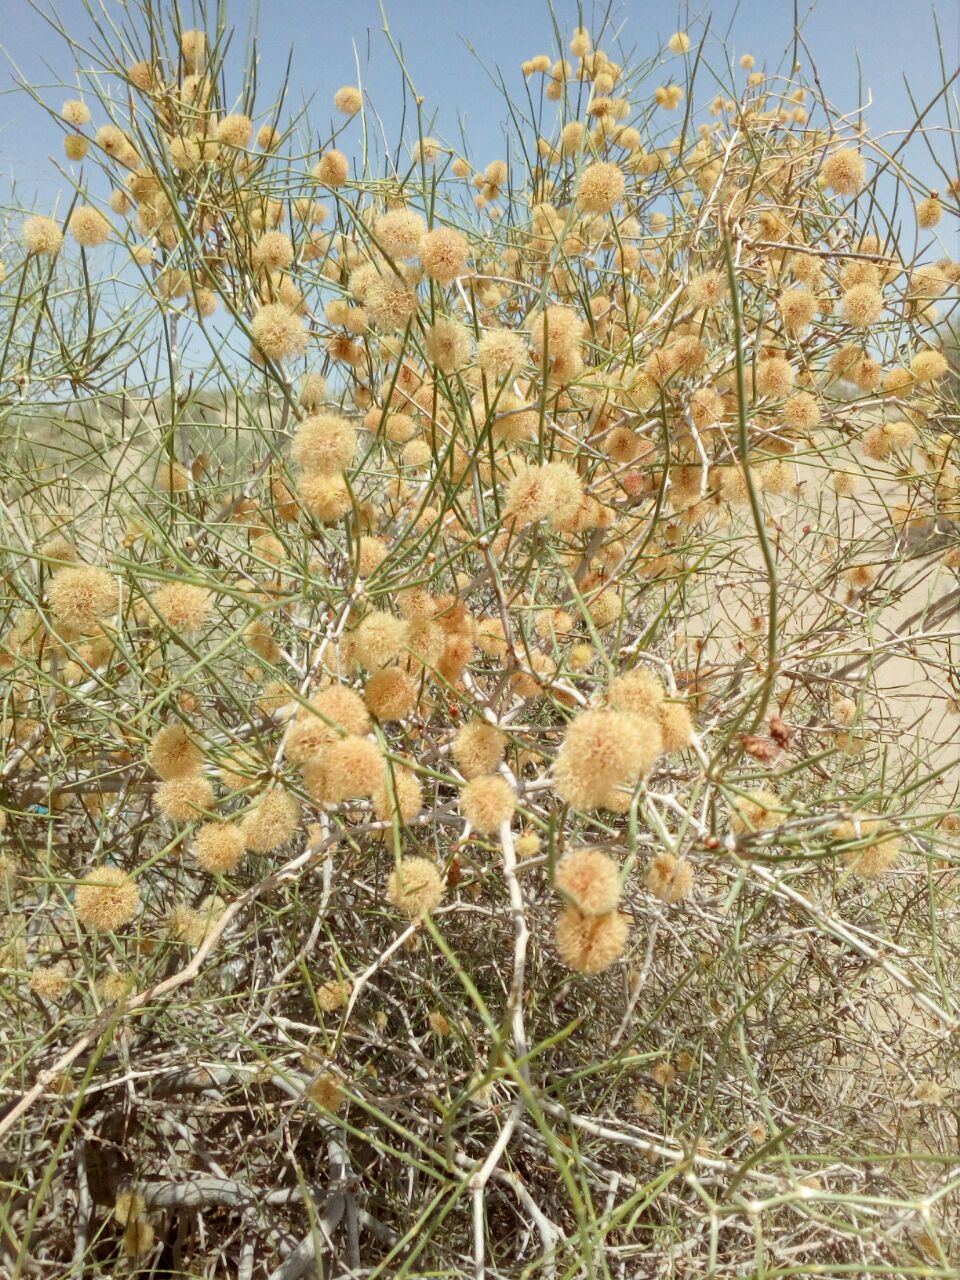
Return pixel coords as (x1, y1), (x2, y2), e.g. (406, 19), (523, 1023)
(23, 215), (64, 256)
(386, 856), (445, 916)
(74, 867), (140, 931)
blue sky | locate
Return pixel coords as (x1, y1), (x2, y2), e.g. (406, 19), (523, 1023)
(1, 0), (958, 262)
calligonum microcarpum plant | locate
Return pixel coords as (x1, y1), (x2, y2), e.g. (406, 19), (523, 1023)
(1, 4), (959, 1275)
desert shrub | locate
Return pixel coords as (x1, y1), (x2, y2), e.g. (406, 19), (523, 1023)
(1, 4), (959, 1276)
